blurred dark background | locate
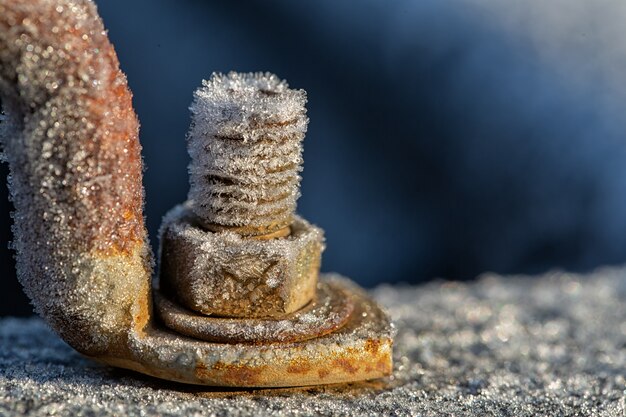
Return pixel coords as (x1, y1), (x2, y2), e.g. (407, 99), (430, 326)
(3, 0), (626, 316)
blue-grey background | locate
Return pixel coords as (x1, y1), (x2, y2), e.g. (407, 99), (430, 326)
(3, 0), (626, 316)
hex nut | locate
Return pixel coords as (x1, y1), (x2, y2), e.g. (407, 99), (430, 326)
(159, 203), (324, 318)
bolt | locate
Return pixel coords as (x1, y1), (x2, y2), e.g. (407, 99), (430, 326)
(159, 72), (322, 318)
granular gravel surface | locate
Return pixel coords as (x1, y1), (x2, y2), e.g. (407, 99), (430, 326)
(1, 269), (625, 416)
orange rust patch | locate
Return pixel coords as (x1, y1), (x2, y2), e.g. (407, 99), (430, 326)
(318, 368), (331, 379)
(123, 209), (134, 220)
(93, 239), (144, 257)
(364, 339), (382, 355)
(287, 359), (312, 374)
(132, 284), (151, 335)
(133, 299), (149, 331)
(332, 358), (360, 375)
(195, 362), (210, 378)
(206, 361), (265, 386)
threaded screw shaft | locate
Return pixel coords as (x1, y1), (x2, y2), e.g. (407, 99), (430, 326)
(187, 72), (308, 237)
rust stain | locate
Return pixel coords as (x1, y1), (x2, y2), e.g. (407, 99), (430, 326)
(332, 358), (360, 375)
(204, 361), (265, 386)
(131, 278), (152, 337)
(318, 368), (330, 379)
(195, 362), (210, 378)
(364, 338), (382, 355)
(286, 359), (312, 374)
(344, 347), (358, 356)
(132, 298), (150, 334)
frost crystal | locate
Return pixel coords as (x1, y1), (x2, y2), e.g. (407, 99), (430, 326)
(187, 72), (308, 235)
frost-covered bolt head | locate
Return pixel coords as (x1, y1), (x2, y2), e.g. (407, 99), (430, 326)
(159, 204), (324, 318)
(187, 72), (308, 237)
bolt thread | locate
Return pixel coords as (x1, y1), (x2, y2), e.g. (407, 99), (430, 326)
(187, 72), (308, 236)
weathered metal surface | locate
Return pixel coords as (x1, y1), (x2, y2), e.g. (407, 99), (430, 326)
(159, 204), (324, 319)
(95, 275), (394, 387)
(155, 281), (354, 343)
